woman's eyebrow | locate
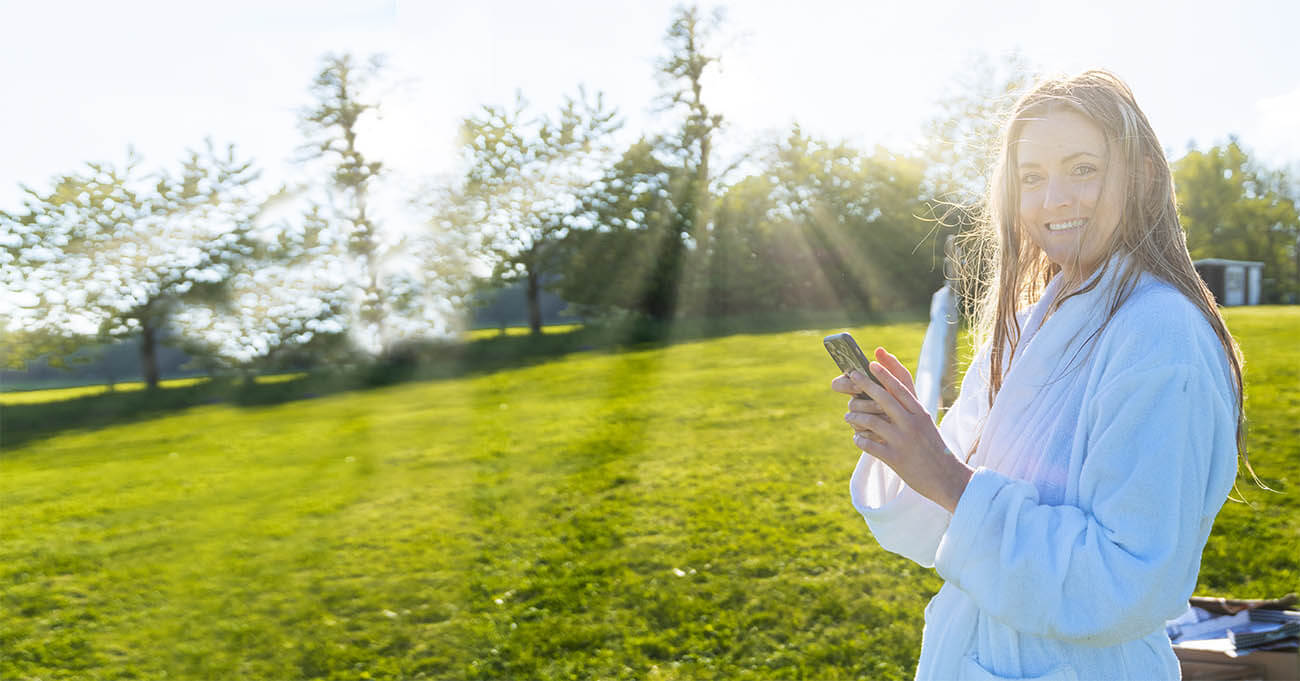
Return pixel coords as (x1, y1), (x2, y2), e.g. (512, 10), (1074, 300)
(1018, 151), (1104, 168)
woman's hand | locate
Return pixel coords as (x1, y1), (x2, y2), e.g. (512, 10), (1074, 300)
(831, 346), (973, 513)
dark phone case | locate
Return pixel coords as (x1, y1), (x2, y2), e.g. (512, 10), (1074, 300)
(823, 332), (880, 398)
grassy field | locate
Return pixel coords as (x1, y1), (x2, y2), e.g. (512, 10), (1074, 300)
(464, 323), (584, 340)
(0, 308), (1295, 680)
(0, 374), (310, 405)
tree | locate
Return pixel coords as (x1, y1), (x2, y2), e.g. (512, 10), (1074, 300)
(915, 53), (1037, 318)
(657, 3), (725, 216)
(0, 326), (86, 371)
(585, 3), (728, 322)
(1, 142), (263, 389)
(559, 123), (942, 319)
(455, 89), (620, 334)
(648, 3), (726, 321)
(922, 52), (1035, 212)
(298, 52), (396, 355)
(555, 4), (727, 322)
(550, 137), (689, 315)
(166, 194), (353, 375)
(709, 125), (941, 315)
(1173, 140), (1300, 302)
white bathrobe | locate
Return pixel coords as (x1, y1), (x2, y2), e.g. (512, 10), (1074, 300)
(850, 262), (1239, 681)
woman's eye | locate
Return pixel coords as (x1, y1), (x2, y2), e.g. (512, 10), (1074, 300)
(1072, 164), (1098, 176)
(1021, 173), (1042, 185)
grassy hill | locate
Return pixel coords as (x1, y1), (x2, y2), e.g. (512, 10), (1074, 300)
(1, 308), (1296, 680)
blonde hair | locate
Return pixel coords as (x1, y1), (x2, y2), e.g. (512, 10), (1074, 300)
(956, 69), (1254, 480)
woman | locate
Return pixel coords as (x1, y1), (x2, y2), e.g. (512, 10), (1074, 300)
(833, 70), (1246, 680)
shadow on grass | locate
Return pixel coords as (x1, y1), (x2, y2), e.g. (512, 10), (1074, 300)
(1, 307), (926, 452)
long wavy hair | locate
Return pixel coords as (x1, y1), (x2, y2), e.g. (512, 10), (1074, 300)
(956, 69), (1253, 480)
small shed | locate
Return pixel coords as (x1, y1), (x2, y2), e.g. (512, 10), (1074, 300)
(1193, 259), (1263, 306)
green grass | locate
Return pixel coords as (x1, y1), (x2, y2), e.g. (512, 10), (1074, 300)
(0, 376), (213, 405)
(0, 374), (309, 405)
(1197, 306), (1300, 596)
(465, 323), (584, 340)
(0, 309), (1295, 680)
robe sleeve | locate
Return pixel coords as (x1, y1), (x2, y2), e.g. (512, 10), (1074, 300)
(933, 363), (1238, 646)
(849, 349), (989, 567)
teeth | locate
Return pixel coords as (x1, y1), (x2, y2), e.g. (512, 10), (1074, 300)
(1048, 218), (1087, 232)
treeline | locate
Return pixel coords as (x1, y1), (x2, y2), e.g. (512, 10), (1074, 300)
(2, 7), (1297, 390)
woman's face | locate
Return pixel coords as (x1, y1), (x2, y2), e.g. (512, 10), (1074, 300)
(1014, 108), (1125, 279)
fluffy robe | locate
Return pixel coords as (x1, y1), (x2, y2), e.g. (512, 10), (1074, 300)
(850, 262), (1239, 680)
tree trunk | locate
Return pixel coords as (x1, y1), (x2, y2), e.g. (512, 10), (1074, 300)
(698, 134), (711, 215)
(697, 133), (714, 318)
(140, 323), (160, 390)
(643, 227), (684, 321)
(526, 266), (543, 335)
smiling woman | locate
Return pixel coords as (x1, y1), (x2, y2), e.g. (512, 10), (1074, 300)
(1014, 107), (1126, 279)
(832, 70), (1252, 680)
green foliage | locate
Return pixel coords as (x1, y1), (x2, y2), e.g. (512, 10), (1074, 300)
(454, 88), (621, 334)
(297, 52), (416, 357)
(2, 309), (1296, 680)
(1, 142), (264, 387)
(290, 51), (469, 358)
(298, 52), (386, 328)
(922, 52), (1035, 208)
(0, 327), (86, 371)
(558, 8), (961, 323)
(300, 53), (386, 198)
(743, 128), (945, 313)
(1173, 140), (1300, 302)
(562, 126), (947, 320)
(554, 137), (693, 318)
(655, 4), (725, 173)
(557, 4), (728, 323)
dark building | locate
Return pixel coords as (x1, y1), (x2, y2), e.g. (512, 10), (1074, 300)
(1193, 259), (1263, 306)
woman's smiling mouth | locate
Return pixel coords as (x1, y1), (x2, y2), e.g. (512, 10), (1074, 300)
(1047, 218), (1088, 232)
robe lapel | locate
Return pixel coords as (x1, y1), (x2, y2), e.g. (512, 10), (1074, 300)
(973, 260), (1127, 477)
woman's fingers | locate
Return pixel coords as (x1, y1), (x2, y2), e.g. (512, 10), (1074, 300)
(831, 374), (861, 395)
(874, 347), (917, 394)
(867, 361), (924, 416)
(848, 397), (883, 414)
(849, 369), (910, 423)
(834, 373), (883, 402)
(845, 410), (889, 432)
(854, 430), (892, 453)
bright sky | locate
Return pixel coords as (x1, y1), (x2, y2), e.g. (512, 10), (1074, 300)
(3, 0), (1298, 219)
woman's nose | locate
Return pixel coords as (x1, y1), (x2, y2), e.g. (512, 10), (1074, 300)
(1042, 175), (1072, 208)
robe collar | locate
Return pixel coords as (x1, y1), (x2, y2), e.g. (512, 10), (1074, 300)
(1012, 253), (1133, 376)
(974, 253), (1137, 471)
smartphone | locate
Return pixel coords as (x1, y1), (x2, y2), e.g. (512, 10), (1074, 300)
(823, 332), (881, 399)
